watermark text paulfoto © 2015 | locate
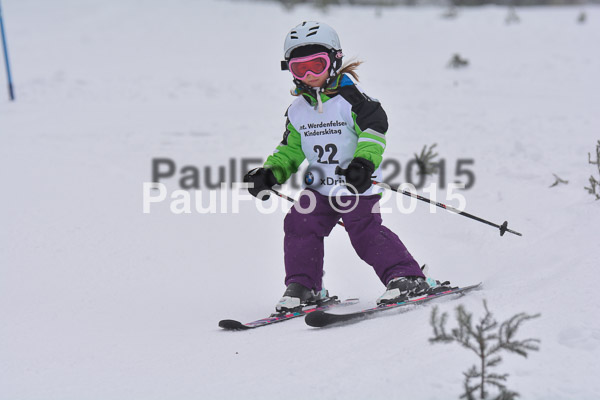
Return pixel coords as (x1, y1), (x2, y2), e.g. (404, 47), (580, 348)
(143, 158), (474, 215)
(149, 157), (476, 190)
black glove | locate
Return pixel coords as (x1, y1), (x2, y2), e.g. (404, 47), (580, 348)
(243, 168), (278, 201)
(344, 158), (375, 194)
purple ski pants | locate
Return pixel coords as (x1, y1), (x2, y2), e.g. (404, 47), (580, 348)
(283, 189), (424, 291)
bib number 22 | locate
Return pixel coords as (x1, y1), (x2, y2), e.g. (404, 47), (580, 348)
(314, 144), (339, 164)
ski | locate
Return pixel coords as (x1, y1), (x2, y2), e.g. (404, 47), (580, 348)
(219, 297), (359, 330)
(305, 283), (482, 328)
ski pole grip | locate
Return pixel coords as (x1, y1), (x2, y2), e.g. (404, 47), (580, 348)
(335, 166), (347, 176)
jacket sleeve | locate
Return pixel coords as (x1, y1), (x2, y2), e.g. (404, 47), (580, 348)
(340, 85), (388, 169)
(263, 116), (306, 184)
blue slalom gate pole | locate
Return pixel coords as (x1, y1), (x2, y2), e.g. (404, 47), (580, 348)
(0, 0), (15, 101)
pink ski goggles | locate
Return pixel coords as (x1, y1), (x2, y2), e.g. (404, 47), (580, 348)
(288, 52), (331, 80)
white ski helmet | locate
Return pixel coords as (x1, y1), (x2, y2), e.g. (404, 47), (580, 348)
(281, 21), (344, 89)
(283, 21), (341, 59)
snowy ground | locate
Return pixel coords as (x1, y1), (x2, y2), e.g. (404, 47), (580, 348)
(1, 1), (599, 399)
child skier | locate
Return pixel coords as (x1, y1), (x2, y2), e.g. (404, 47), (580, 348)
(244, 21), (450, 312)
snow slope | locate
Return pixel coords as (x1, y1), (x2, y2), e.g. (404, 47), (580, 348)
(1, 1), (599, 399)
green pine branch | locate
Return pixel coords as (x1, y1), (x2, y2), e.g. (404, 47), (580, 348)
(414, 143), (440, 176)
(585, 140), (600, 200)
(430, 300), (540, 399)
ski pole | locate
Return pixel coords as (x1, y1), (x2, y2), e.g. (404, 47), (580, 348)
(335, 166), (522, 237)
(270, 188), (345, 227)
(0, 0), (14, 101)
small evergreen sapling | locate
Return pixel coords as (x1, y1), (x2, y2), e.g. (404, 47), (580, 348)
(441, 5), (458, 20)
(429, 301), (540, 400)
(447, 54), (469, 69)
(414, 143), (440, 176)
(584, 140), (600, 200)
(505, 6), (520, 25)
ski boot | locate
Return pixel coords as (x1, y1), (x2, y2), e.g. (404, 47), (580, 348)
(275, 283), (333, 313)
(376, 276), (453, 305)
